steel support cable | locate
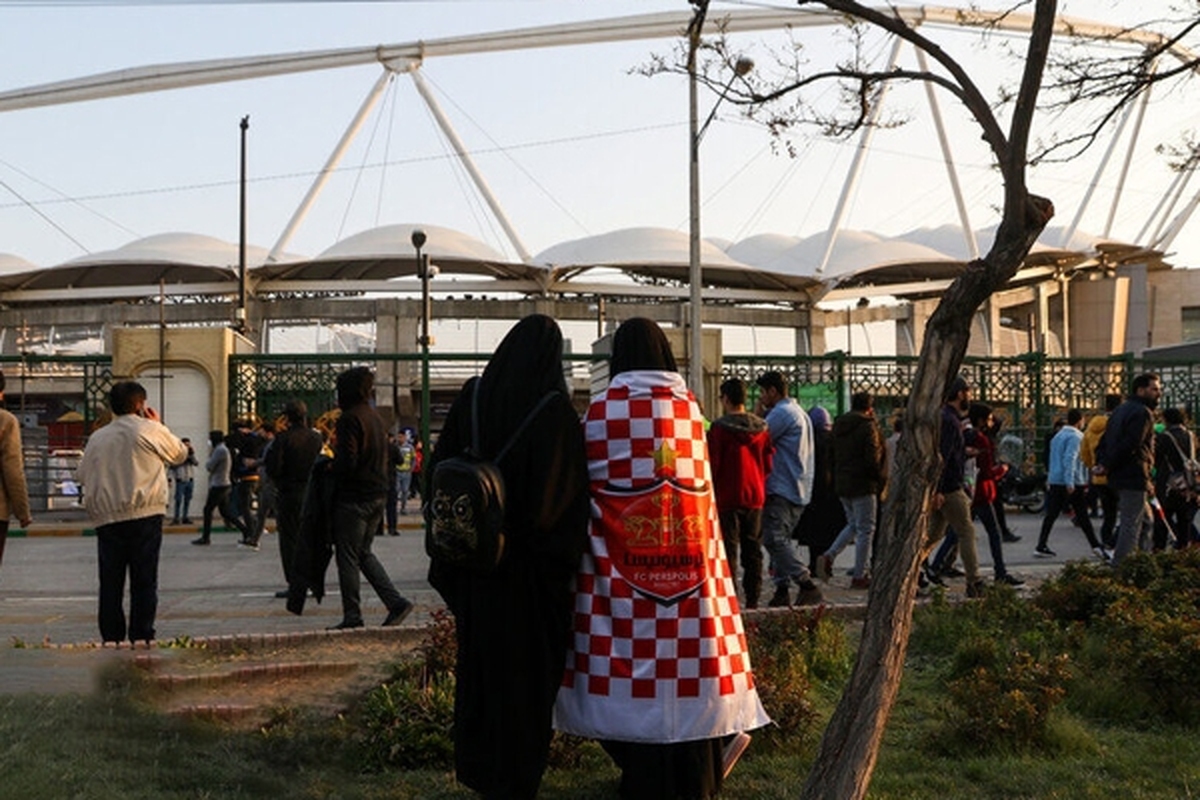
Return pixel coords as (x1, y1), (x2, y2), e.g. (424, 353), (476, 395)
(0, 175), (89, 254)
(337, 73), (395, 242)
(417, 71), (591, 238)
(0, 157), (140, 239)
(417, 89), (504, 257)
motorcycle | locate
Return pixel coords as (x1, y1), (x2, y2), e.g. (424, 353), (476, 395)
(997, 466), (1046, 514)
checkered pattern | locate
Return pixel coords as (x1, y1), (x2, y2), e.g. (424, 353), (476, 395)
(554, 370), (769, 743)
(585, 380), (708, 489)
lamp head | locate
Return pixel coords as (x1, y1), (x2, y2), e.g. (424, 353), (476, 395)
(410, 229), (427, 249)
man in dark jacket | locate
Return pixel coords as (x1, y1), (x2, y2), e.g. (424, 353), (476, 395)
(1097, 373), (1162, 563)
(817, 392), (885, 588)
(924, 376), (985, 597)
(708, 378), (774, 609)
(328, 367), (413, 629)
(265, 399), (324, 598)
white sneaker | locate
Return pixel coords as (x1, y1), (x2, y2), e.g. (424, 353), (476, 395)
(1093, 546), (1112, 563)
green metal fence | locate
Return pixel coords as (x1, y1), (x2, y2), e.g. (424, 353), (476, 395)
(228, 351), (1200, 474)
(722, 352), (1200, 471)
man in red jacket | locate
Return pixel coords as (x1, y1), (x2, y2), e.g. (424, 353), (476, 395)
(708, 378), (774, 609)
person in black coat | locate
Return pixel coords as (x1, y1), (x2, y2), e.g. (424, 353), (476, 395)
(266, 399), (325, 599)
(793, 406), (846, 575)
(1096, 372), (1162, 563)
(426, 314), (590, 800)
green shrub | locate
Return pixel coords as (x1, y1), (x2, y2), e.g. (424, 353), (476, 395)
(354, 613), (458, 771)
(417, 607), (457, 679)
(943, 638), (1072, 751)
(1035, 560), (1139, 624)
(1036, 549), (1200, 726)
(744, 607), (851, 743)
(357, 665), (455, 771)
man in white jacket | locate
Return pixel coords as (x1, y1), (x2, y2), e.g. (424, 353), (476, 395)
(77, 381), (188, 643)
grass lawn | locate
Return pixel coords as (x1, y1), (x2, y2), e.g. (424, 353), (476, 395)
(6, 573), (1200, 799)
(4, 658), (1200, 798)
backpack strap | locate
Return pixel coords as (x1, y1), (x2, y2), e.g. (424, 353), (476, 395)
(469, 380), (484, 458)
(1164, 428), (1193, 469)
(495, 392), (561, 465)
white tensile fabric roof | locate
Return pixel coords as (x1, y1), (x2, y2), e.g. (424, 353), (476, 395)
(254, 223), (536, 282)
(0, 222), (1142, 297)
(534, 227), (817, 292)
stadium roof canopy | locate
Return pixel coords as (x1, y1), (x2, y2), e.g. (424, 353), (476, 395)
(0, 221), (1161, 308)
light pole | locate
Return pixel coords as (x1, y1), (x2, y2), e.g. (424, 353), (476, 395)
(412, 229), (434, 457)
(688, 37), (753, 398)
(236, 115), (249, 334)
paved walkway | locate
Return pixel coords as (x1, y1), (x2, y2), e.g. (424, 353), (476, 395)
(0, 509), (1103, 693)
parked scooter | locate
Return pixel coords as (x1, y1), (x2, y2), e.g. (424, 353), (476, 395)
(997, 466), (1046, 514)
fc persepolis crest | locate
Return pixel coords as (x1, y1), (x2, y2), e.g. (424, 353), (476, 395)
(595, 479), (712, 604)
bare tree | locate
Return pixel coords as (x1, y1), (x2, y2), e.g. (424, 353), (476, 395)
(663, 0), (1176, 796)
(785, 4), (1057, 797)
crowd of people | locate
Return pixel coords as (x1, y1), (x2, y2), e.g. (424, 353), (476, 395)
(0, 321), (1191, 798)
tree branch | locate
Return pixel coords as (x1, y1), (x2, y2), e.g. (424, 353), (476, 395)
(796, 0), (1009, 164)
(1002, 0), (1057, 215)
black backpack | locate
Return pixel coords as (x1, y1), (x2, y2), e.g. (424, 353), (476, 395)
(425, 387), (559, 571)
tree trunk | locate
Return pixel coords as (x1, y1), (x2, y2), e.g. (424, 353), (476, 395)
(798, 197), (1053, 799)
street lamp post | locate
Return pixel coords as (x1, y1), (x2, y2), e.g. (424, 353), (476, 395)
(688, 47), (753, 398)
(236, 115), (249, 334)
(412, 229), (433, 458)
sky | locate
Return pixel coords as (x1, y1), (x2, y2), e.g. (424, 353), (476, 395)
(1, 0), (1199, 277)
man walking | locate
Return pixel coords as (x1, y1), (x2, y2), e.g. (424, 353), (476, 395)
(1081, 394), (1122, 549)
(328, 367), (413, 629)
(77, 381), (188, 643)
(924, 376), (985, 597)
(818, 391), (886, 589)
(1036, 409), (1110, 561)
(265, 400), (324, 598)
(708, 378), (773, 609)
(193, 430), (247, 546)
(1096, 373), (1162, 563)
(0, 369), (32, 567)
(754, 371), (823, 607)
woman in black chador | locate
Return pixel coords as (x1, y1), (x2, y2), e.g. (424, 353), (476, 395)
(426, 314), (590, 799)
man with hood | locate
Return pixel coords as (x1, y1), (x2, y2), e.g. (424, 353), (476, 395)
(328, 366), (413, 629)
(708, 378), (774, 609)
(1081, 393), (1122, 548)
(1096, 373), (1163, 563)
(817, 392), (886, 589)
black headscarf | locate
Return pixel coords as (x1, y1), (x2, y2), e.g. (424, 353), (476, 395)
(609, 317), (677, 376)
(473, 313), (569, 454)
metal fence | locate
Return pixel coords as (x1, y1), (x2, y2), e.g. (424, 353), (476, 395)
(8, 350), (1197, 512)
(0, 355), (113, 511)
(723, 352), (1200, 472)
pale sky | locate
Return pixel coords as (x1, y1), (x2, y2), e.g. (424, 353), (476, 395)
(1, 0), (1198, 272)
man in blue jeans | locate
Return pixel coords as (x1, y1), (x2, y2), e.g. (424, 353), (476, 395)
(328, 367), (414, 630)
(818, 391), (886, 589)
(755, 371), (823, 607)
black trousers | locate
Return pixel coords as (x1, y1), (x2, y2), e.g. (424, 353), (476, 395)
(202, 485), (245, 540)
(275, 485), (306, 587)
(96, 515), (163, 643)
(719, 507), (763, 608)
(1038, 485), (1101, 550)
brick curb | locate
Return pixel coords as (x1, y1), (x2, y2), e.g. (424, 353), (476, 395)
(8, 520), (425, 538)
(28, 621), (425, 653)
